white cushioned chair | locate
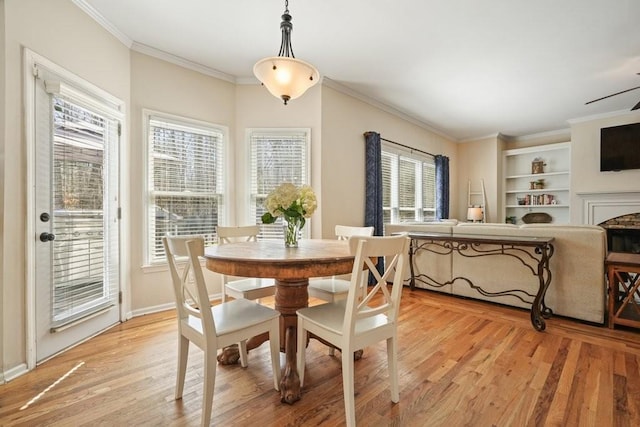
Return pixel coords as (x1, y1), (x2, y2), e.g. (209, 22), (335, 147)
(217, 225), (276, 302)
(163, 234), (281, 427)
(307, 225), (374, 303)
(296, 234), (410, 427)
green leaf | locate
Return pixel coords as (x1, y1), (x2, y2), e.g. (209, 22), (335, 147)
(261, 212), (276, 224)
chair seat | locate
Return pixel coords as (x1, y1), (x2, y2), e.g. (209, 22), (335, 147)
(213, 298), (279, 335)
(225, 278), (275, 300)
(308, 278), (350, 301)
(297, 300), (392, 336)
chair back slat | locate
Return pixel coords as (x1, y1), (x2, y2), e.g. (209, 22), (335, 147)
(185, 238), (216, 337)
(217, 225), (261, 244)
(335, 225), (374, 241)
(163, 235), (216, 337)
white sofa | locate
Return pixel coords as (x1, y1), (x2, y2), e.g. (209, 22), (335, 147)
(385, 221), (607, 324)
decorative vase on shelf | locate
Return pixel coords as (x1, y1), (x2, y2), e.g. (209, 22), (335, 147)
(283, 216), (303, 248)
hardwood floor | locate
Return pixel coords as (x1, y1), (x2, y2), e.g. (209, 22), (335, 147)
(1, 288), (639, 426)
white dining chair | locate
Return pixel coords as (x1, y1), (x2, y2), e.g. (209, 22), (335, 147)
(308, 225), (374, 356)
(217, 225), (276, 302)
(308, 225), (375, 303)
(163, 234), (281, 427)
(296, 234), (410, 427)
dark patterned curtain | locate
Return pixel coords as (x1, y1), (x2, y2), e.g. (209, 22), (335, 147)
(435, 155), (450, 220)
(364, 131), (384, 281)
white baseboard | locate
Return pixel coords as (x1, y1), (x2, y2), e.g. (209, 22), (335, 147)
(129, 293), (222, 318)
(2, 363), (28, 383)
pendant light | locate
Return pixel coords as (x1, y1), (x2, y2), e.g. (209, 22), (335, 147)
(253, 0), (319, 105)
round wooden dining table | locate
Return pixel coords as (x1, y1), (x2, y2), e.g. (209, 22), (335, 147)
(204, 238), (356, 404)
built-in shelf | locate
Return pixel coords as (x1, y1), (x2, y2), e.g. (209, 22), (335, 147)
(502, 142), (571, 224)
(505, 204), (568, 208)
(505, 171), (569, 180)
(506, 188), (570, 194)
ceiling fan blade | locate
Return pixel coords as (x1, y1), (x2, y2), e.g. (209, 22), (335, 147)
(585, 85), (640, 105)
(632, 100), (640, 111)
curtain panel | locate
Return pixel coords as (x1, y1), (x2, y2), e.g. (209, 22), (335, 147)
(435, 154), (450, 220)
(364, 131), (385, 282)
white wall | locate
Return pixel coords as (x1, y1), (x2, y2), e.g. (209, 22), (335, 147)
(1, 0), (130, 376)
(320, 85), (458, 235)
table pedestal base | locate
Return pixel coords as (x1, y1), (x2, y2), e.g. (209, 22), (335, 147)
(275, 279), (308, 403)
(216, 277), (362, 404)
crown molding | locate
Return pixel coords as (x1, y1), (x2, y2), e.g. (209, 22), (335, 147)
(457, 132), (502, 143)
(72, 0), (235, 82)
(508, 128), (571, 142)
(131, 42), (236, 83)
(322, 77), (454, 141)
(72, 0), (133, 47)
(568, 108), (640, 124)
(236, 76), (261, 85)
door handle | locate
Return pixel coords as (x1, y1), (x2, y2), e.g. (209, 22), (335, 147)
(39, 232), (56, 242)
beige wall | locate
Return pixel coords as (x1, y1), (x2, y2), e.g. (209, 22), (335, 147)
(0, 0), (6, 382)
(569, 110), (640, 223)
(4, 0), (639, 382)
(320, 86), (458, 235)
(456, 136), (504, 223)
(1, 0), (130, 376)
(234, 83), (322, 235)
(129, 51), (236, 313)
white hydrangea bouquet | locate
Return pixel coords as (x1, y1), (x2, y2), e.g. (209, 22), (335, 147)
(262, 183), (317, 247)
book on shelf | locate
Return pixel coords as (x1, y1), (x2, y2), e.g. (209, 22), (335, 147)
(521, 194), (556, 206)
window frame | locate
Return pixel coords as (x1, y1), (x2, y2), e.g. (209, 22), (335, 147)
(143, 109), (228, 264)
(381, 142), (436, 224)
(246, 128), (311, 240)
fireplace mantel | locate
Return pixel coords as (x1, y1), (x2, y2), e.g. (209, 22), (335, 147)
(577, 191), (640, 225)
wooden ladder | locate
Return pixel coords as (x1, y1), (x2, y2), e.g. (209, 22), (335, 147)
(467, 179), (487, 222)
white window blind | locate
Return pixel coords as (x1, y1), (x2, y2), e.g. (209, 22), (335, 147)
(47, 90), (120, 327)
(146, 113), (225, 263)
(382, 143), (436, 224)
(249, 129), (310, 240)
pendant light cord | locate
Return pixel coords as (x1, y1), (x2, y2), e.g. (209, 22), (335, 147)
(278, 0), (295, 58)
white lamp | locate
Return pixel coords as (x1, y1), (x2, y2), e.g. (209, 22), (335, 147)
(253, 0), (319, 105)
(467, 206), (484, 222)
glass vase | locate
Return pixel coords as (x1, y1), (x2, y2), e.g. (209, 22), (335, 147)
(283, 216), (302, 248)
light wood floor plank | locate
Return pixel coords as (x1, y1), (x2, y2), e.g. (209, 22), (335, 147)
(2, 288), (640, 426)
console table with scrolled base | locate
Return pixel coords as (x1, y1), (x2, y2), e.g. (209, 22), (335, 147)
(405, 231), (555, 331)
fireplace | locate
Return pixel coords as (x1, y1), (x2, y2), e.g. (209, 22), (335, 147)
(599, 213), (640, 253)
(578, 191), (640, 254)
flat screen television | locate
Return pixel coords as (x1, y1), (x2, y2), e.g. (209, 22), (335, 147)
(600, 122), (640, 171)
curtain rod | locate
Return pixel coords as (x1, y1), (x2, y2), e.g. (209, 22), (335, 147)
(380, 137), (435, 158)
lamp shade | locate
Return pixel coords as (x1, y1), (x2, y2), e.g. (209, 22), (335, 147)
(467, 207), (483, 222)
(253, 56), (319, 104)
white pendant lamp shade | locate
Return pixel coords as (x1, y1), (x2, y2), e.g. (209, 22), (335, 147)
(253, 0), (319, 105)
(253, 57), (319, 104)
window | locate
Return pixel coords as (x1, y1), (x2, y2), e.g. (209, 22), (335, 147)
(248, 128), (310, 239)
(145, 111), (226, 263)
(381, 143), (435, 224)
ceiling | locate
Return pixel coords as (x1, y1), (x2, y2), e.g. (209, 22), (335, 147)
(78, 0), (640, 141)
